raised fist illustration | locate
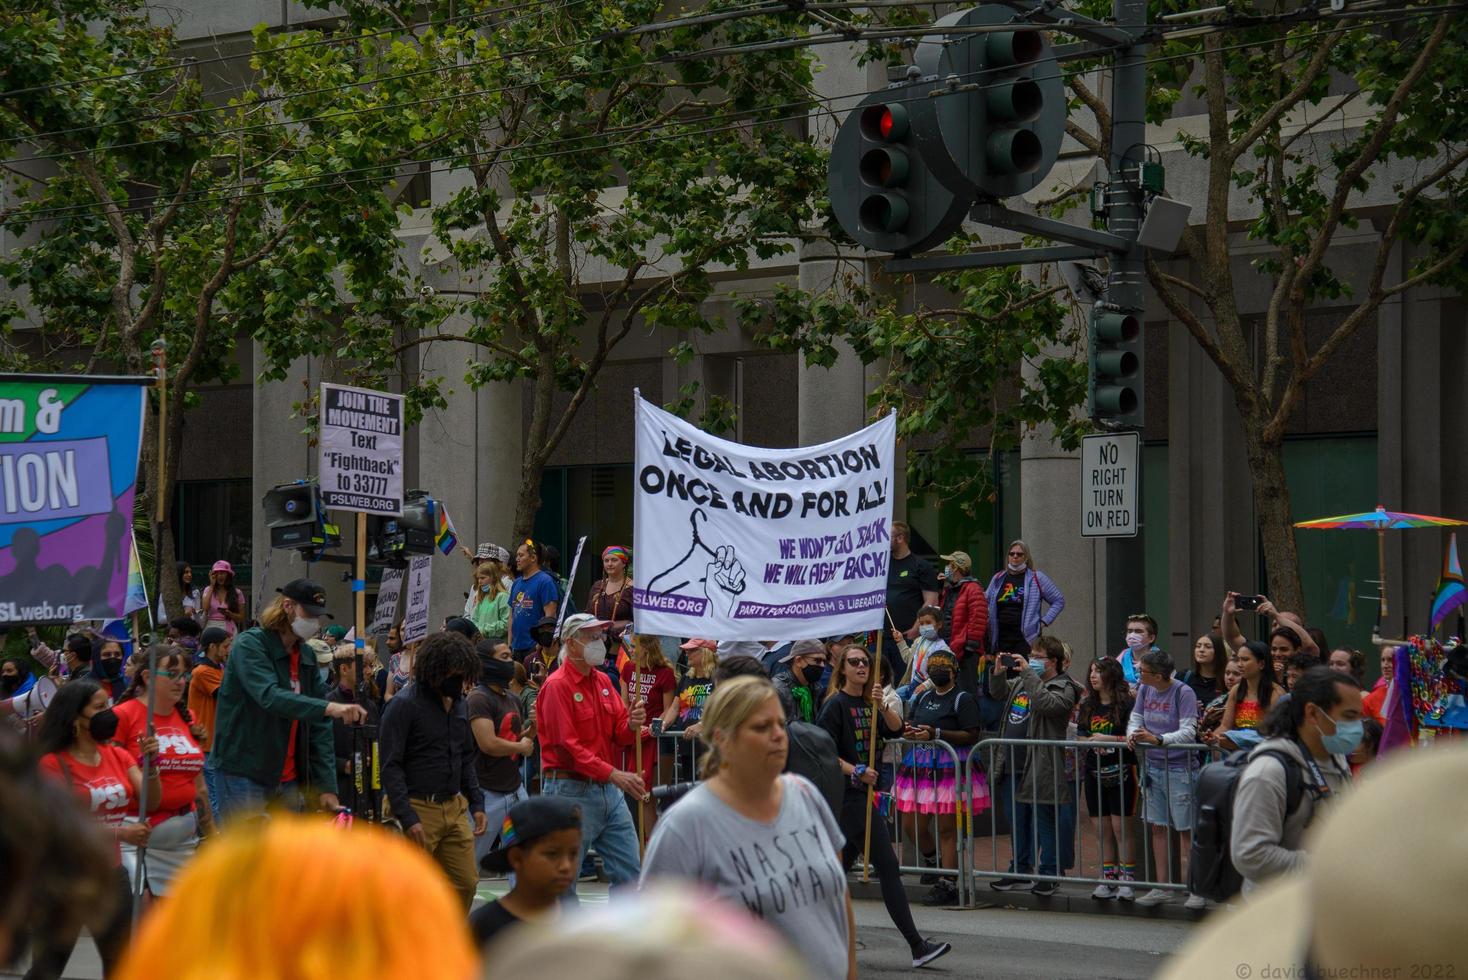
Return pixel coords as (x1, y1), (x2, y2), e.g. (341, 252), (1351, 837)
(705, 545), (747, 617)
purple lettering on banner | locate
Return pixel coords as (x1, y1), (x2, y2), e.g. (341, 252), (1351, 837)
(633, 588), (709, 617)
(0, 438), (113, 525)
(733, 590), (886, 620)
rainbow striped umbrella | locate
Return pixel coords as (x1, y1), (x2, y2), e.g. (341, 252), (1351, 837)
(1295, 505), (1468, 618)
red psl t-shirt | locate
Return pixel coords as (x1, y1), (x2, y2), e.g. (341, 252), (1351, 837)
(40, 745), (136, 865)
(113, 699), (204, 822)
(281, 646), (302, 784)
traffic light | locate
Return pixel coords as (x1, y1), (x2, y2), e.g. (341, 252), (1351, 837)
(1088, 308), (1143, 427)
(913, 6), (1066, 200)
(828, 87), (968, 255)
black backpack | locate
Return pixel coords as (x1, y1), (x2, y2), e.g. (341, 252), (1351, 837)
(786, 720), (845, 818)
(1187, 747), (1308, 901)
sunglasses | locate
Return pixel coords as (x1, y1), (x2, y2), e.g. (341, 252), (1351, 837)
(1008, 551), (1025, 558)
(154, 670), (186, 680)
(845, 657), (870, 667)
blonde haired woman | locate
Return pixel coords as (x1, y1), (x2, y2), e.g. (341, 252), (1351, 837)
(641, 676), (854, 980)
(467, 560), (510, 641)
(622, 633), (675, 834)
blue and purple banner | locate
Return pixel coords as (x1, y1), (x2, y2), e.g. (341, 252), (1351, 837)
(0, 376), (147, 624)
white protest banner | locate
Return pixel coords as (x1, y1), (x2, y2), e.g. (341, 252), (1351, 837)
(370, 567), (405, 634)
(401, 555), (433, 643)
(632, 393), (895, 640)
(318, 383), (404, 515)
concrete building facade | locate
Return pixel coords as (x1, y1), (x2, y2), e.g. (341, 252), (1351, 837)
(8, 4), (1465, 672)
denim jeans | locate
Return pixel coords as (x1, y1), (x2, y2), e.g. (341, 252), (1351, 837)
(213, 771), (303, 825)
(202, 758), (221, 823)
(474, 784), (531, 864)
(997, 776), (1065, 878)
(543, 778), (641, 897)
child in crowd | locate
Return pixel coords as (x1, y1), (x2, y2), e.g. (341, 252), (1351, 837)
(894, 605), (951, 702)
(470, 796), (583, 948)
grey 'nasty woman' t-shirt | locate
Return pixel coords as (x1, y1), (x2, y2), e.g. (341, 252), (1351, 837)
(641, 773), (849, 980)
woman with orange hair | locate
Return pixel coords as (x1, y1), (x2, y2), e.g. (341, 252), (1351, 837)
(117, 817), (477, 980)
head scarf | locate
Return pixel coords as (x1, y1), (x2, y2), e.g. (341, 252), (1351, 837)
(601, 545), (631, 567)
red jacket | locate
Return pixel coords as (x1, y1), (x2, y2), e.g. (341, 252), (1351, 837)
(537, 658), (635, 781)
(943, 578), (988, 660)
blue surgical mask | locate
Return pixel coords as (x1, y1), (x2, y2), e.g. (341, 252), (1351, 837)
(1316, 714), (1364, 755)
(1028, 657), (1047, 675)
(918, 624), (937, 640)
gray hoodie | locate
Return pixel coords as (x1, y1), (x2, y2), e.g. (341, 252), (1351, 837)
(1230, 737), (1351, 897)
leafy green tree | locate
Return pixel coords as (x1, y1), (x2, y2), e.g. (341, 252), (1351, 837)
(250, 0), (828, 541)
(748, 256), (1087, 515)
(1, 0), (402, 610)
(1064, 0), (1468, 611)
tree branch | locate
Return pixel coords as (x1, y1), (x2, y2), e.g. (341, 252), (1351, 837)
(1225, 28), (1346, 167)
(1291, 14), (1451, 294)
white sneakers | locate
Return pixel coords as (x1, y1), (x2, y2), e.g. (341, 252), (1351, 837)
(1115, 882), (1135, 900)
(1184, 892), (1208, 911)
(1091, 882), (1116, 899)
(1134, 888), (1172, 906)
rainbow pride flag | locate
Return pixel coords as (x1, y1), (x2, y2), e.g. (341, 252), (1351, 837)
(124, 534), (149, 616)
(434, 499), (458, 556)
(1430, 532), (1467, 632)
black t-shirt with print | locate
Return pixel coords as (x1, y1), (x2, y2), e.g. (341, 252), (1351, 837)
(816, 691), (903, 772)
(993, 571), (1027, 649)
(908, 686), (982, 735)
(886, 552), (939, 633)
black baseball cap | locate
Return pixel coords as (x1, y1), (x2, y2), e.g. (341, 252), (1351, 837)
(444, 616), (479, 640)
(277, 578), (333, 618)
(479, 796), (583, 873)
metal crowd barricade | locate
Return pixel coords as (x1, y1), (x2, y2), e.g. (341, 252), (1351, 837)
(883, 736), (971, 906)
(652, 729), (705, 794)
(965, 737), (1226, 900)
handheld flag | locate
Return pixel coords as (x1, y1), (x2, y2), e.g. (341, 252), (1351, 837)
(434, 500), (458, 557)
(1429, 533), (1467, 632)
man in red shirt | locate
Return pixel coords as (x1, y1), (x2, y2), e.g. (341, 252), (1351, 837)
(536, 613), (646, 892)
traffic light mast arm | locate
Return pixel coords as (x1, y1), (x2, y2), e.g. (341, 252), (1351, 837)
(970, 201), (1130, 253)
(887, 244), (1103, 274)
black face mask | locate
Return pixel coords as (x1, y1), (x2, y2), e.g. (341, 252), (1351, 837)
(800, 663), (825, 687)
(0, 675), (19, 697)
(99, 658), (123, 680)
(480, 658), (517, 686)
(88, 708), (120, 742)
(928, 668), (954, 688)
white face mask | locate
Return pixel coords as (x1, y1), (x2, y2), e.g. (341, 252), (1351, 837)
(291, 613), (321, 641)
(1007, 562), (1026, 573)
(580, 638), (608, 667)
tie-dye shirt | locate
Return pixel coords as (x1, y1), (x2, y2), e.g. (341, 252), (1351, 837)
(1234, 698), (1262, 731)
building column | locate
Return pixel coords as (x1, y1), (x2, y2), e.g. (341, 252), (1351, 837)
(412, 326), (521, 629)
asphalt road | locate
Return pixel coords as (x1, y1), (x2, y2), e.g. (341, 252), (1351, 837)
(849, 898), (1192, 979)
(5, 882), (1194, 979)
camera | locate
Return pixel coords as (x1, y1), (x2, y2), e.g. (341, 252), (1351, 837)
(1234, 594), (1264, 611)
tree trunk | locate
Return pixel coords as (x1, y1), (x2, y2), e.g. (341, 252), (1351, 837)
(1242, 425), (1306, 615)
(513, 352), (558, 543)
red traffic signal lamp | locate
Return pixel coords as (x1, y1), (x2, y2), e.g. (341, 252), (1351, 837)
(828, 88), (967, 255)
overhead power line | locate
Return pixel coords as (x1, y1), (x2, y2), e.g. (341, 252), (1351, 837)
(6, 4), (1454, 226)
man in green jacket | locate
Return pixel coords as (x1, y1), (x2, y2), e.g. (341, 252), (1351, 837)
(209, 579), (367, 823)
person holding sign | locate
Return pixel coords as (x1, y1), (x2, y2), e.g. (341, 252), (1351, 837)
(209, 580), (366, 823)
(816, 647), (951, 969)
(508, 541), (560, 659)
(536, 614), (645, 895)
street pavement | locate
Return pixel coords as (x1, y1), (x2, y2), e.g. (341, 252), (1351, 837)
(4, 879), (1194, 979)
